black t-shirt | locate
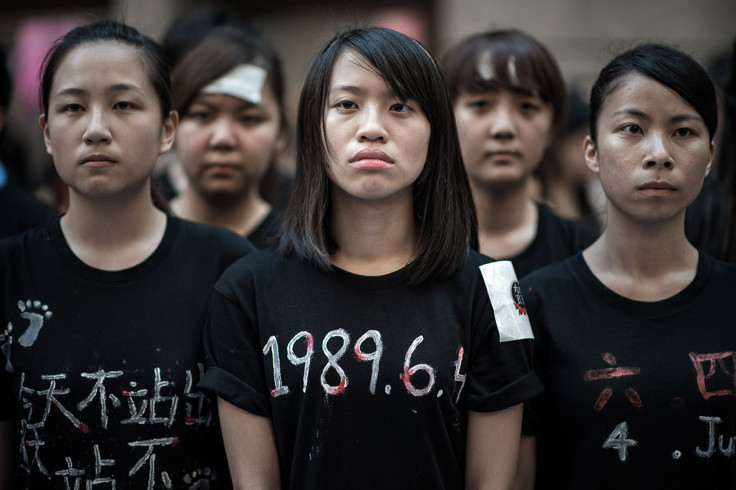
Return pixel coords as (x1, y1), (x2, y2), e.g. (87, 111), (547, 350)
(510, 203), (598, 279)
(200, 247), (542, 489)
(0, 179), (55, 239)
(246, 209), (283, 249)
(522, 252), (736, 489)
(0, 215), (254, 489)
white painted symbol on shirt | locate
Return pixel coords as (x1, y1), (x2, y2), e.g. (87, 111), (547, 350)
(16, 299), (53, 347)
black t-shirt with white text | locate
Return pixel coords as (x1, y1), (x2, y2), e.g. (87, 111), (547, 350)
(0, 216), (254, 489)
(201, 247), (542, 489)
(522, 252), (736, 489)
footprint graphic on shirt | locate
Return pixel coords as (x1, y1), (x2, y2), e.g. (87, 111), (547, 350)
(16, 299), (53, 347)
(183, 468), (215, 489)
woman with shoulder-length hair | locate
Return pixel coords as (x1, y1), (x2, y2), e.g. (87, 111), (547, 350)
(200, 26), (542, 489)
(441, 29), (598, 280)
(168, 26), (289, 248)
(519, 43), (736, 489)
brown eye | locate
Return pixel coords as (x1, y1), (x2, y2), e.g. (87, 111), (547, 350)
(621, 124), (642, 135)
(113, 101), (135, 110)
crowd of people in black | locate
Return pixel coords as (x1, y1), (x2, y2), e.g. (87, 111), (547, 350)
(1, 8), (735, 489)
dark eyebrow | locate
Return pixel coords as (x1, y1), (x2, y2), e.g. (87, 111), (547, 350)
(329, 84), (364, 95)
(54, 83), (145, 99)
(612, 109), (650, 121)
(612, 109), (704, 125)
(671, 114), (704, 125)
(329, 84), (399, 99)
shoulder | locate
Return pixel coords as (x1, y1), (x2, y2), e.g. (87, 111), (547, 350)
(247, 209), (283, 249)
(702, 252), (736, 285)
(0, 218), (54, 255)
(520, 253), (581, 300)
(171, 215), (256, 257)
(216, 246), (291, 290)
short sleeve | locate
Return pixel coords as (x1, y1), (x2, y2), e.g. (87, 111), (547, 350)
(463, 261), (543, 412)
(198, 260), (271, 417)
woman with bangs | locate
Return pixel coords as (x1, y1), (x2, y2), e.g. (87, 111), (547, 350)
(168, 26), (289, 248)
(199, 27), (542, 489)
(441, 30), (598, 279)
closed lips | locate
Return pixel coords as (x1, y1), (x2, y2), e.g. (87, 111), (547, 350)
(350, 149), (394, 164)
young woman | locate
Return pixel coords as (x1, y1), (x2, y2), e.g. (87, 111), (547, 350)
(519, 44), (736, 489)
(441, 30), (598, 279)
(200, 27), (542, 489)
(0, 21), (253, 488)
(168, 26), (289, 248)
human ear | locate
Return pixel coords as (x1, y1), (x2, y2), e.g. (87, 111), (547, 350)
(39, 114), (53, 156)
(704, 140), (715, 177)
(159, 110), (179, 154)
(583, 135), (599, 174)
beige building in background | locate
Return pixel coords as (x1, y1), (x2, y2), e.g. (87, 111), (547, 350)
(1, 0), (734, 183)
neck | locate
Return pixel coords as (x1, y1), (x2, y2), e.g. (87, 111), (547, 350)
(472, 180), (538, 258)
(61, 187), (167, 271)
(171, 187), (270, 237)
(330, 191), (417, 276)
(543, 183), (582, 220)
(583, 209), (698, 300)
(473, 180), (534, 232)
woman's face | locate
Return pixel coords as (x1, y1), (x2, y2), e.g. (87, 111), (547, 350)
(40, 42), (176, 200)
(175, 80), (284, 202)
(584, 72), (714, 224)
(324, 49), (430, 205)
(453, 85), (553, 191)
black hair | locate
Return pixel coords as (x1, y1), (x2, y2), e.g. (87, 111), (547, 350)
(171, 26), (285, 129)
(170, 25), (287, 206)
(161, 7), (262, 69)
(441, 29), (567, 136)
(40, 20), (172, 118)
(39, 21), (173, 211)
(280, 27), (477, 286)
(588, 43), (718, 142)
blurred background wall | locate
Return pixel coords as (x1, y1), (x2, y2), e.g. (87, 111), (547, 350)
(1, 0), (734, 186)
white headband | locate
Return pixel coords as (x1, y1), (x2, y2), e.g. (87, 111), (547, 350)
(200, 64), (268, 104)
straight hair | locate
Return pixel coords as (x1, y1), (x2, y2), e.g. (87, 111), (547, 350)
(441, 29), (567, 136)
(40, 20), (172, 119)
(588, 43), (718, 142)
(170, 26), (287, 205)
(280, 27), (477, 285)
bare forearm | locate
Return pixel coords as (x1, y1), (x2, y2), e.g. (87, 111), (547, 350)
(466, 404), (523, 490)
(218, 397), (281, 489)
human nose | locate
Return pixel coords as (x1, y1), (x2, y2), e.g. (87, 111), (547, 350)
(209, 116), (237, 149)
(83, 107), (111, 145)
(357, 105), (388, 142)
(488, 105), (516, 140)
(644, 132), (673, 169)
